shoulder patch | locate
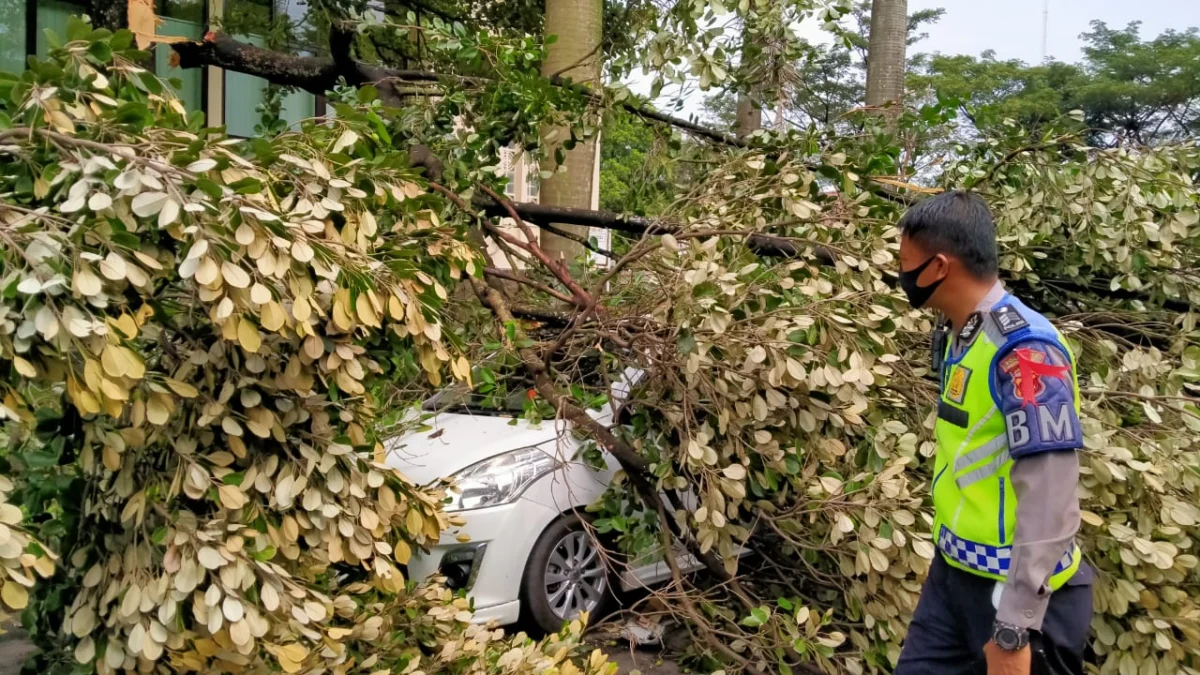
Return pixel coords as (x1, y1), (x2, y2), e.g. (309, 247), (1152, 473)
(958, 312), (983, 347)
(999, 344), (1071, 407)
(990, 304), (1029, 335)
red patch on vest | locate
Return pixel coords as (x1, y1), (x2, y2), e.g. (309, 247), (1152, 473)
(1001, 348), (1070, 407)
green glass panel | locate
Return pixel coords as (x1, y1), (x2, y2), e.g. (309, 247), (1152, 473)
(0, 0), (26, 74)
(162, 0), (205, 23)
(155, 17), (204, 115)
(224, 34), (267, 137)
(36, 0), (75, 58)
(279, 88), (315, 129)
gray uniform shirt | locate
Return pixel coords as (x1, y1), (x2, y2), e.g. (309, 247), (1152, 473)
(946, 282), (1082, 631)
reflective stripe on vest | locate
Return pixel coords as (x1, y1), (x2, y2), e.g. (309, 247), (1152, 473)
(931, 296), (1083, 589)
(937, 525), (1075, 578)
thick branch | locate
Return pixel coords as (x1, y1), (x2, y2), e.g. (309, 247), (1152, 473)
(170, 33), (750, 149)
(174, 33), (339, 94)
(472, 196), (836, 264)
(172, 32), (434, 106)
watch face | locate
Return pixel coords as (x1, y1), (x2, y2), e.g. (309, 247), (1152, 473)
(995, 627), (1021, 650)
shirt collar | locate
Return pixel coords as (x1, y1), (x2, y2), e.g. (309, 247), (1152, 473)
(947, 280), (1006, 354)
(974, 280), (1006, 313)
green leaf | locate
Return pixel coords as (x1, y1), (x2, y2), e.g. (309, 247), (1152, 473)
(742, 606), (771, 628)
(109, 29), (133, 51)
(251, 545), (277, 562)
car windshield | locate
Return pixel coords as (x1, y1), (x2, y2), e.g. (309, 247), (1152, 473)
(420, 382), (534, 415)
(419, 355), (627, 416)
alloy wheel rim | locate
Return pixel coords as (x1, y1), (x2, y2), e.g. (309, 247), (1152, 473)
(543, 530), (607, 619)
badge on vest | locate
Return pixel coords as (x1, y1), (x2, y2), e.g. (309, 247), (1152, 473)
(990, 305), (1029, 335)
(958, 312), (983, 347)
(945, 365), (972, 404)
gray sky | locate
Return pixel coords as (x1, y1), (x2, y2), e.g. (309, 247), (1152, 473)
(629, 0), (1200, 119)
(910, 0), (1200, 64)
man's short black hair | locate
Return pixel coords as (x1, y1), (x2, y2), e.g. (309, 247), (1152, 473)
(898, 190), (999, 279)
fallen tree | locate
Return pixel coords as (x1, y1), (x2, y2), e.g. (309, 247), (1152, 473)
(4, 11), (1200, 675)
(0, 26), (612, 675)
(448, 124), (1200, 674)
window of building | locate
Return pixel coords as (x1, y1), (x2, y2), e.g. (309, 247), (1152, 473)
(224, 0), (317, 137)
(525, 162), (540, 202)
(156, 0), (206, 114)
(4, 0), (320, 133)
(35, 0), (78, 59)
(500, 147), (517, 198)
(0, 0), (23, 74)
(1, 0), (208, 115)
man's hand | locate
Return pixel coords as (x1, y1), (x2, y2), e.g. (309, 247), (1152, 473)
(984, 640), (1031, 675)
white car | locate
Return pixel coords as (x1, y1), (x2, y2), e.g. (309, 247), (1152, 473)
(383, 369), (693, 632)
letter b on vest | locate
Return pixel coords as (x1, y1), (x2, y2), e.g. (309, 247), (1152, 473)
(1006, 410), (1030, 449)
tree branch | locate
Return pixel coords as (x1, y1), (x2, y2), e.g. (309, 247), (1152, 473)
(171, 33), (752, 149)
(482, 267), (581, 306)
(172, 32), (438, 106)
(471, 195), (836, 263)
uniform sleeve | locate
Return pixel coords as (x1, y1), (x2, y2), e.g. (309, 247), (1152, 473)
(992, 339), (1082, 459)
(996, 451), (1082, 630)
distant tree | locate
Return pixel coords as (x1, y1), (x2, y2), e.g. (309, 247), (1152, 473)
(702, 0), (944, 131)
(911, 21), (1200, 145)
(596, 110), (716, 218)
(598, 112), (674, 215)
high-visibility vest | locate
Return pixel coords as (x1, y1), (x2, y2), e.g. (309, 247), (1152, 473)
(931, 295), (1082, 589)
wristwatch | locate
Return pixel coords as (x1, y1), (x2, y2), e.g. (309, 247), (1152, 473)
(992, 621), (1030, 651)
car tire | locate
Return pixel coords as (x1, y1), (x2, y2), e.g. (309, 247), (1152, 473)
(520, 512), (616, 634)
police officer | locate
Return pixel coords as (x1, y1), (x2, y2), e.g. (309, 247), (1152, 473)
(892, 191), (1093, 675)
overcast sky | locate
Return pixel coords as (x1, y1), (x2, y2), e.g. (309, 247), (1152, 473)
(910, 0), (1200, 64)
(630, 0), (1200, 119)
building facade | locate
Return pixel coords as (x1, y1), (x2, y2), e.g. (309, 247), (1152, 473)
(0, 0), (320, 134)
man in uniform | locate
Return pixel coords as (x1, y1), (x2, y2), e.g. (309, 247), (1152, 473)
(892, 191), (1093, 675)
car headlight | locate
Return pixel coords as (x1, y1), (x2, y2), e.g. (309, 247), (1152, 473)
(445, 447), (559, 513)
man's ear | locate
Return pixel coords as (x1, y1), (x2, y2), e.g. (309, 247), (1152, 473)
(932, 253), (952, 280)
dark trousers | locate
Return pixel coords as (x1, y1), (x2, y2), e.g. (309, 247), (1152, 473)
(894, 556), (1093, 675)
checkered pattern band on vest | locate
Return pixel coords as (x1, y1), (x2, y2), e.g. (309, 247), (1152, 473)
(937, 526), (1073, 577)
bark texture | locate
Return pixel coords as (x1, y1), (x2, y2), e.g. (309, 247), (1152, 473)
(864, 0), (908, 107)
(538, 0), (603, 262)
(734, 21), (762, 139)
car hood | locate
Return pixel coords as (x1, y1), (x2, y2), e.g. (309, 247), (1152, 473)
(382, 411), (566, 485)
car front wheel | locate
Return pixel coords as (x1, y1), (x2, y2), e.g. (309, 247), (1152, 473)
(520, 513), (614, 634)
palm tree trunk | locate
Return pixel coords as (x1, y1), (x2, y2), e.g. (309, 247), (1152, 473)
(734, 23), (762, 139)
(864, 0), (908, 107)
(539, 0), (603, 262)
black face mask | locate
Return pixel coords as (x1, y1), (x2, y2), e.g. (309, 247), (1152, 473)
(898, 256), (945, 309)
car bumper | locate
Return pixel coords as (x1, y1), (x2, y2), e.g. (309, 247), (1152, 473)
(408, 497), (562, 625)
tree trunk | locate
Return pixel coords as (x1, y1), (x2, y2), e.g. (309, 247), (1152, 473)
(735, 94), (762, 139)
(734, 23), (761, 139)
(864, 0), (908, 107)
(538, 0), (603, 263)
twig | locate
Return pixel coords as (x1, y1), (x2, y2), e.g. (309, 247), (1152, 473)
(482, 267), (580, 306)
(966, 135), (1073, 190)
(546, 43), (603, 82)
(537, 221), (617, 259)
(476, 184), (594, 306)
